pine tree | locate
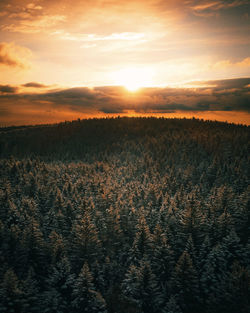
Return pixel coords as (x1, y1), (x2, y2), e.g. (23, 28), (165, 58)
(72, 262), (107, 313)
(197, 235), (211, 276)
(122, 260), (163, 313)
(221, 228), (244, 267)
(49, 231), (66, 264)
(21, 267), (40, 313)
(41, 257), (75, 313)
(163, 295), (183, 313)
(71, 210), (101, 270)
(152, 224), (174, 292)
(104, 206), (123, 254)
(184, 234), (198, 269)
(131, 216), (153, 263)
(20, 217), (47, 276)
(171, 251), (200, 313)
(225, 261), (250, 313)
(0, 269), (24, 313)
(200, 244), (229, 313)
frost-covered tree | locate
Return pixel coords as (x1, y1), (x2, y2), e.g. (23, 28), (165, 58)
(72, 262), (107, 313)
(41, 257), (75, 313)
(171, 251), (200, 313)
(122, 260), (163, 313)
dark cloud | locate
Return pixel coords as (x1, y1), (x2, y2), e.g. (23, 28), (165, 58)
(46, 87), (96, 100)
(187, 0), (250, 18)
(22, 82), (48, 88)
(100, 106), (124, 114)
(0, 78), (249, 125)
(190, 77), (250, 89)
(0, 84), (18, 93)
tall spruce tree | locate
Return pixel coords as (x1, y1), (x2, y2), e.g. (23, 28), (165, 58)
(72, 262), (107, 313)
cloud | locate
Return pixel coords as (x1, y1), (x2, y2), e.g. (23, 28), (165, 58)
(53, 31), (145, 42)
(0, 11), (8, 17)
(0, 1), (65, 34)
(0, 42), (32, 68)
(0, 84), (18, 93)
(187, 77), (250, 89)
(190, 0), (249, 12)
(2, 15), (66, 33)
(213, 57), (250, 70)
(0, 78), (249, 121)
(26, 3), (43, 10)
(0, 78), (249, 126)
(22, 82), (48, 88)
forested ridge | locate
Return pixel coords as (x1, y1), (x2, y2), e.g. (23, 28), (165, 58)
(0, 117), (249, 313)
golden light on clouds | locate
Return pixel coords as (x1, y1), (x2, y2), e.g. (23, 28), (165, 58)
(0, 0), (249, 125)
(0, 42), (32, 69)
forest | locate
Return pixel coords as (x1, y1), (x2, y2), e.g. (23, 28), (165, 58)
(0, 117), (249, 313)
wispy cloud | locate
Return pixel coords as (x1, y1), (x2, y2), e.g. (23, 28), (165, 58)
(190, 0), (249, 12)
(2, 15), (66, 33)
(52, 30), (146, 42)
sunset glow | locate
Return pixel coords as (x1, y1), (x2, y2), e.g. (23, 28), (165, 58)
(112, 67), (155, 91)
(0, 0), (249, 125)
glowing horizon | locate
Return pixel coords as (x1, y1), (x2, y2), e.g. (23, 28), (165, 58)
(0, 0), (249, 125)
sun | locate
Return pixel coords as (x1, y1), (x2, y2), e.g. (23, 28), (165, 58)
(111, 67), (154, 91)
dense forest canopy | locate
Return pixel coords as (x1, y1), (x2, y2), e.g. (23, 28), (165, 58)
(0, 117), (249, 313)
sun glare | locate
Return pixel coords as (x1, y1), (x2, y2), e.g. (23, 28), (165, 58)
(111, 67), (154, 91)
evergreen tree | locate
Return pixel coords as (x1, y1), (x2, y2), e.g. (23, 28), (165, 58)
(131, 216), (153, 263)
(71, 210), (101, 270)
(221, 228), (245, 267)
(225, 261), (250, 313)
(0, 269), (24, 313)
(21, 267), (40, 313)
(41, 257), (75, 313)
(19, 217), (47, 276)
(122, 260), (163, 313)
(163, 295), (183, 313)
(200, 244), (229, 313)
(171, 251), (200, 313)
(152, 224), (174, 292)
(72, 262), (107, 313)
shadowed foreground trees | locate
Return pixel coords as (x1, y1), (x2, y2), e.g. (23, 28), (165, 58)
(0, 117), (249, 313)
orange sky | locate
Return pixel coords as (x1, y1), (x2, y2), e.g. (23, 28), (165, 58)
(0, 0), (249, 125)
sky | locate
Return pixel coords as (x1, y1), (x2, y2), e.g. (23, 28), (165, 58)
(0, 0), (249, 125)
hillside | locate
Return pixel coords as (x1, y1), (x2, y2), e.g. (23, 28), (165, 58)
(0, 117), (249, 313)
